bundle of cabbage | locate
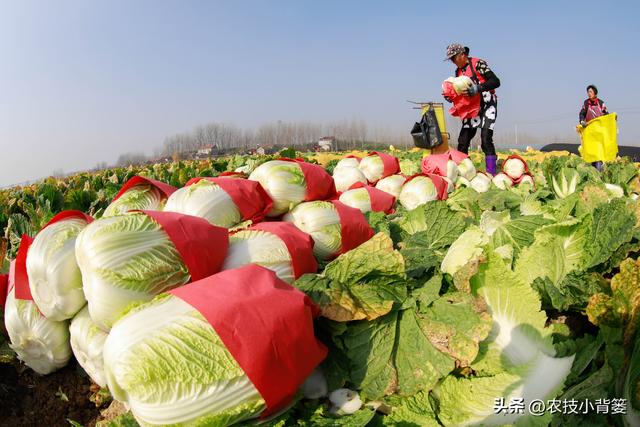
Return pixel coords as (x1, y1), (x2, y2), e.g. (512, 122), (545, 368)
(338, 184), (396, 214)
(375, 174), (407, 198)
(26, 211), (93, 321)
(164, 177), (273, 228)
(358, 152), (400, 183)
(334, 156), (361, 170)
(4, 243), (71, 375)
(492, 173), (514, 190)
(283, 201), (374, 260)
(333, 166), (367, 193)
(69, 306), (109, 386)
(470, 172), (492, 193)
(103, 265), (327, 427)
(222, 222), (317, 283)
(449, 75), (473, 95)
(399, 175), (448, 210)
(249, 159), (336, 217)
(103, 176), (176, 217)
(501, 154), (530, 181)
(76, 211), (228, 330)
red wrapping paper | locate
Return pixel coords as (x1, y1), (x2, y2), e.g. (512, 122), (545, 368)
(277, 158), (337, 201)
(14, 235), (34, 301)
(44, 210), (94, 227)
(344, 155), (361, 162)
(426, 174), (450, 201)
(141, 211), (228, 281)
(184, 177), (273, 224)
(331, 201), (375, 254)
(347, 182), (396, 214)
(112, 176), (177, 202)
(442, 80), (481, 119)
(0, 273), (8, 308)
(169, 265), (327, 417)
(251, 222), (318, 279)
(367, 152), (400, 180)
(421, 149), (470, 177)
(501, 154), (531, 178)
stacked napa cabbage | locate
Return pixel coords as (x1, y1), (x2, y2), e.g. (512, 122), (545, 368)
(103, 184), (165, 217)
(375, 175), (406, 199)
(103, 293), (266, 426)
(75, 212), (191, 330)
(164, 179), (243, 227)
(69, 306), (109, 386)
(249, 160), (308, 216)
(284, 201), (353, 261)
(4, 285), (72, 375)
(26, 217), (89, 321)
(399, 176), (438, 210)
(223, 228), (295, 283)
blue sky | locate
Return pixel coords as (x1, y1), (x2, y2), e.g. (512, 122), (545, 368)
(1, 0), (639, 186)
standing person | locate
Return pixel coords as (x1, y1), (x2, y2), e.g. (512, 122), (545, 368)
(578, 85), (610, 171)
(579, 85), (608, 126)
(444, 43), (501, 174)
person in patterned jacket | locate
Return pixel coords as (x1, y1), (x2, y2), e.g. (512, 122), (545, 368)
(444, 43), (501, 175)
(579, 84), (608, 126)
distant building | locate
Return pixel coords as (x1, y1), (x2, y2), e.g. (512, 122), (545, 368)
(196, 145), (214, 158)
(318, 136), (335, 151)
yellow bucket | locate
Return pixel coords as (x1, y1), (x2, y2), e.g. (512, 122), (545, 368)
(577, 113), (618, 162)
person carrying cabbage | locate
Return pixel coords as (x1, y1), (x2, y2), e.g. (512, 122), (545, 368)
(578, 84), (610, 171)
(444, 43), (501, 175)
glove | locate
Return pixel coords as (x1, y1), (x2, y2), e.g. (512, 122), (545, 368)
(465, 84), (482, 97)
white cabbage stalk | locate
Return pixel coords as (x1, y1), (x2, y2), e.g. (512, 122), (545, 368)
(103, 185), (164, 217)
(605, 183), (624, 198)
(334, 157), (360, 170)
(451, 76), (473, 95)
(103, 294), (265, 426)
(339, 188), (372, 213)
(329, 389), (363, 415)
(4, 288), (71, 375)
(27, 218), (87, 321)
(75, 212), (190, 330)
(552, 168), (579, 199)
(446, 160), (459, 182)
(249, 160), (307, 216)
(333, 167), (367, 193)
(399, 176), (438, 210)
(223, 229), (294, 283)
(70, 306), (108, 386)
(456, 177), (471, 188)
(164, 180), (242, 228)
(283, 201), (342, 260)
(359, 155), (386, 183)
(375, 175), (406, 198)
(442, 177), (454, 193)
(470, 173), (492, 193)
(503, 158), (527, 180)
(457, 158), (477, 180)
(492, 173), (514, 190)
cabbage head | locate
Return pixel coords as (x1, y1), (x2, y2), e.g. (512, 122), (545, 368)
(249, 160), (307, 216)
(103, 185), (165, 217)
(283, 201), (342, 260)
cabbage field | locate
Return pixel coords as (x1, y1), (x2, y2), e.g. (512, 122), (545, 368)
(2, 148), (640, 427)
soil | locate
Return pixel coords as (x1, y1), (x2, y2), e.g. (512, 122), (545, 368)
(0, 359), (106, 427)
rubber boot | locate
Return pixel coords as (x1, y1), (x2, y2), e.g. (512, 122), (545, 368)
(485, 155), (497, 176)
(592, 161), (603, 172)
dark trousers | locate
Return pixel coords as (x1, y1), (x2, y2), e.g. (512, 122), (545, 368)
(457, 127), (496, 155)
